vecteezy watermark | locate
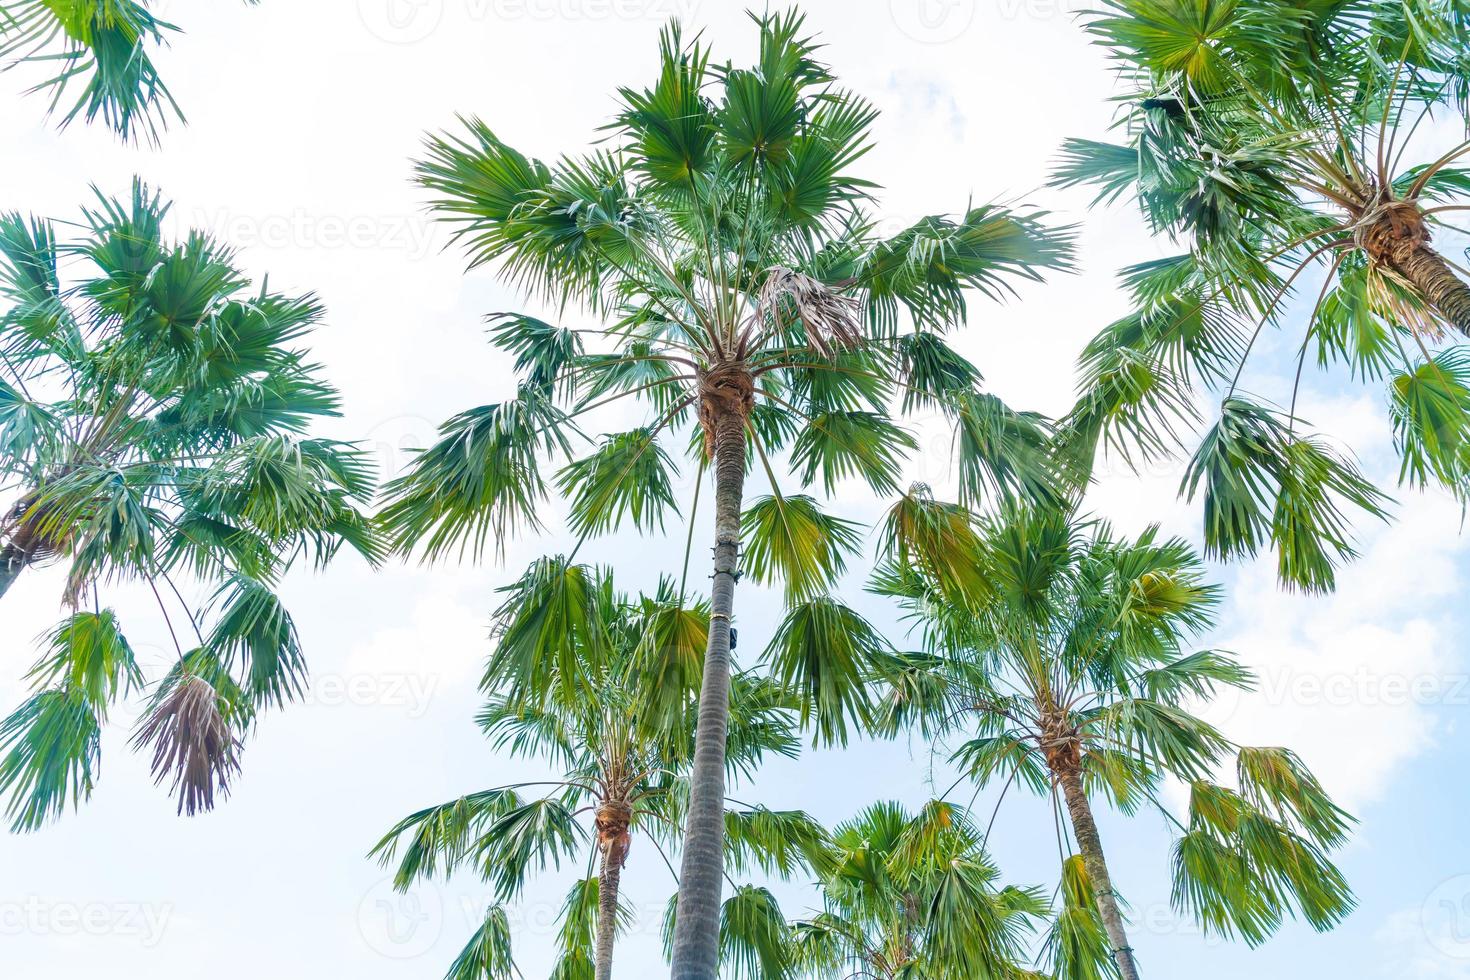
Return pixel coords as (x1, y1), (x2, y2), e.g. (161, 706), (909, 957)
(1422, 875), (1470, 959)
(1134, 902), (1226, 948)
(365, 415), (440, 486)
(993, 0), (1091, 19)
(302, 672), (441, 718)
(358, 878), (443, 959)
(0, 899), (173, 947)
(890, 0), (1094, 44)
(190, 208), (437, 261)
(1252, 666), (1470, 709)
(1190, 665), (1470, 729)
(357, 0), (700, 45)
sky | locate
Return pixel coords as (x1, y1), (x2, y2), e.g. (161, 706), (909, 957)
(1, 1), (1468, 977)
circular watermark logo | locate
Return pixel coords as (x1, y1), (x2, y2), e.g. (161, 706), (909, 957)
(358, 0), (446, 44)
(1423, 875), (1470, 960)
(890, 0), (976, 44)
(357, 877), (442, 959)
(364, 414), (439, 485)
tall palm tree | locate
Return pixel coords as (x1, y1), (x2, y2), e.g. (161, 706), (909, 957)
(868, 496), (1354, 979)
(380, 10), (1074, 975)
(791, 799), (1048, 980)
(0, 0), (258, 142)
(371, 560), (829, 980)
(0, 181), (381, 830)
(1054, 0), (1470, 591)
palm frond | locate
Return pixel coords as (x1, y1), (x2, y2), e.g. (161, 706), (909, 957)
(741, 494), (862, 603)
(719, 885), (794, 980)
(130, 673), (241, 817)
(381, 392), (571, 561)
(26, 610), (141, 719)
(370, 788), (525, 889)
(0, 688), (101, 832)
(445, 904), (517, 980)
(763, 596), (888, 746)
(474, 797), (586, 901)
(556, 427), (681, 537)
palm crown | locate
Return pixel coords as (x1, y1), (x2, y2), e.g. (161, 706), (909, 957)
(380, 10), (1074, 975)
(793, 799), (1048, 980)
(383, 13), (1074, 564)
(1056, 0), (1470, 591)
(373, 561), (828, 980)
(870, 499), (1354, 977)
(0, 182), (381, 830)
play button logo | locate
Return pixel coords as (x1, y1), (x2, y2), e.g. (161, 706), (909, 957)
(358, 0), (445, 44)
(890, 0), (976, 43)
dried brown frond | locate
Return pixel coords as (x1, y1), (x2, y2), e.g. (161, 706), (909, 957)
(132, 674), (242, 816)
(755, 266), (864, 357)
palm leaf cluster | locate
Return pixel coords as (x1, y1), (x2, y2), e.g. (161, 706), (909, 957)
(0, 181), (380, 830)
(372, 560), (830, 980)
(792, 800), (1050, 980)
(0, 0), (259, 142)
(377, 11), (1075, 972)
(0, 6), (1385, 979)
(377, 549), (1108, 979)
(380, 10), (1074, 566)
(865, 496), (1354, 977)
(1056, 0), (1470, 591)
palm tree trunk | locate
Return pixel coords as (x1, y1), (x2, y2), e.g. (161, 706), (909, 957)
(0, 493), (45, 601)
(1391, 243), (1470, 335)
(670, 405), (746, 980)
(1057, 766), (1141, 980)
(595, 837), (625, 980)
(0, 545), (25, 600)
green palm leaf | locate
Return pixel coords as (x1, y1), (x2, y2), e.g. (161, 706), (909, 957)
(741, 494), (862, 603)
(763, 596), (887, 746)
(0, 688), (101, 832)
(445, 904), (517, 980)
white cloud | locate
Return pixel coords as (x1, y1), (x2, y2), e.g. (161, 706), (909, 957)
(1377, 902), (1470, 979)
(1201, 492), (1468, 811)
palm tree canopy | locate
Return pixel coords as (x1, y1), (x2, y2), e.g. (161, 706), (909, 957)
(380, 11), (1075, 976)
(1055, 0), (1470, 591)
(792, 799), (1049, 980)
(380, 8), (1076, 570)
(868, 497), (1356, 953)
(0, 181), (381, 830)
(372, 560), (826, 979)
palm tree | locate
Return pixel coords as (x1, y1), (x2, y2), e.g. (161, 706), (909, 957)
(868, 496), (1355, 979)
(371, 559), (829, 980)
(0, 0), (258, 142)
(0, 181), (381, 830)
(791, 799), (1048, 980)
(380, 10), (1074, 975)
(1054, 0), (1470, 591)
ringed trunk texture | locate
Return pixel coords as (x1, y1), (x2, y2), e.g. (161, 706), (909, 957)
(594, 836), (626, 980)
(1357, 200), (1470, 335)
(1057, 766), (1142, 980)
(670, 401), (748, 980)
(1392, 243), (1470, 336)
